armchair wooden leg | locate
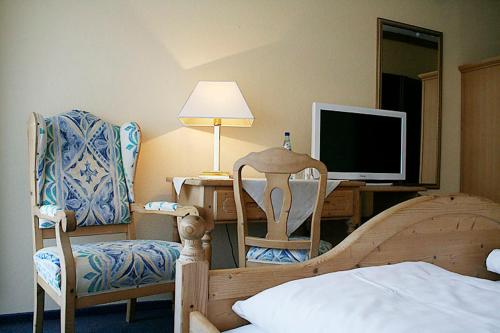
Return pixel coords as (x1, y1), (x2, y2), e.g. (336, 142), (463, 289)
(60, 298), (75, 333)
(126, 298), (137, 323)
(33, 281), (44, 333)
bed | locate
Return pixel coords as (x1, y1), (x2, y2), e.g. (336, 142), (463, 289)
(173, 194), (500, 333)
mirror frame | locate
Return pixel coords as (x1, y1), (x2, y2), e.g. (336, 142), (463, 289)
(376, 18), (443, 189)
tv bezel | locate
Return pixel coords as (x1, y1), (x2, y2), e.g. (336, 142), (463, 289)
(311, 103), (407, 181)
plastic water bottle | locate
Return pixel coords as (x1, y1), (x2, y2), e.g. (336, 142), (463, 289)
(283, 132), (298, 179)
(283, 132), (292, 151)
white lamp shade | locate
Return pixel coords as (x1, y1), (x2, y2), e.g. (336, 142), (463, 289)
(178, 81), (254, 127)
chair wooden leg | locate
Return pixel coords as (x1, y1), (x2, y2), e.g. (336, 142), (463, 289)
(126, 298), (137, 323)
(60, 298), (75, 333)
(33, 281), (44, 333)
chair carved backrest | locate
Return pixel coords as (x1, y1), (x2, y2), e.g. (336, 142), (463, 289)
(233, 147), (328, 267)
(28, 110), (141, 242)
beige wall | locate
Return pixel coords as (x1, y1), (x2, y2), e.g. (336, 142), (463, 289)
(1, 0), (499, 314)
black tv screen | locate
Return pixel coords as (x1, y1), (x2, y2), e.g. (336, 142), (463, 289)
(313, 105), (406, 180)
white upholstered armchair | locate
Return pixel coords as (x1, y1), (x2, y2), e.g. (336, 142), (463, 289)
(28, 110), (209, 333)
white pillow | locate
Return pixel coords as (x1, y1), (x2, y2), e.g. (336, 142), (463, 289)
(232, 262), (500, 333)
(486, 249), (500, 274)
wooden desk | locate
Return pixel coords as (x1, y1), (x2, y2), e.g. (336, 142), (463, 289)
(168, 178), (365, 243)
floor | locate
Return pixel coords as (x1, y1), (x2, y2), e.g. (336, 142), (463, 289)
(0, 301), (174, 333)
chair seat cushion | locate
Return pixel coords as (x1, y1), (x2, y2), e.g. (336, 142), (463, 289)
(34, 240), (181, 296)
(246, 238), (333, 264)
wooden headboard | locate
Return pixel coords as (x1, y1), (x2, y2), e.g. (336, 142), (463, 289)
(174, 194), (500, 332)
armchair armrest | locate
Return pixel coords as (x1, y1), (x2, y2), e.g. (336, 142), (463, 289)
(131, 202), (199, 217)
(189, 311), (220, 333)
(32, 205), (77, 298)
(133, 202), (212, 266)
(33, 205), (77, 232)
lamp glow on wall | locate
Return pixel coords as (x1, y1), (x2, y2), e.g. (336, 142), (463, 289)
(178, 81), (254, 177)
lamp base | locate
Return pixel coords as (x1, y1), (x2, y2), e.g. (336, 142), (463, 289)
(199, 170), (231, 179)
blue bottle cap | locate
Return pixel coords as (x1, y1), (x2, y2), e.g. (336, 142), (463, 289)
(284, 131), (290, 136)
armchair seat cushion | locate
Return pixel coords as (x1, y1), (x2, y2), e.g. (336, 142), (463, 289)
(246, 238), (333, 265)
(34, 240), (181, 296)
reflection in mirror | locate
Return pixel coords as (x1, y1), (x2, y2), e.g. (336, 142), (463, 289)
(377, 19), (442, 188)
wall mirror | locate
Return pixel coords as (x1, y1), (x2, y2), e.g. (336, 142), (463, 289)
(377, 18), (442, 188)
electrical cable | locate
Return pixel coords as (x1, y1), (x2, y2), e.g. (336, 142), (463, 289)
(225, 224), (238, 267)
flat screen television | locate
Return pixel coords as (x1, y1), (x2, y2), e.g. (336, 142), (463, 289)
(311, 103), (407, 181)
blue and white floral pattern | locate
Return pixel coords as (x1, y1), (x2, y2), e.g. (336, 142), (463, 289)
(144, 201), (178, 212)
(39, 204), (63, 217)
(34, 240), (181, 295)
(34, 113), (47, 204)
(246, 237), (333, 264)
(120, 122), (141, 203)
(38, 110), (130, 228)
(38, 205), (64, 228)
(34, 249), (62, 294)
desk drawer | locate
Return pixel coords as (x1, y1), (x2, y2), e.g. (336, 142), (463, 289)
(322, 190), (354, 217)
(213, 190), (266, 221)
(213, 189), (354, 221)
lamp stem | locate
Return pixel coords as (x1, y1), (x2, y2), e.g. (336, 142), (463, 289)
(213, 124), (220, 172)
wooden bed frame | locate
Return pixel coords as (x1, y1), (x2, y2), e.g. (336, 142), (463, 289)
(173, 194), (500, 333)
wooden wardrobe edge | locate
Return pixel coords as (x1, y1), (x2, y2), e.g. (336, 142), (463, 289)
(459, 55), (500, 73)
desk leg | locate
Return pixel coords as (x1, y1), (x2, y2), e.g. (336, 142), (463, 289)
(347, 188), (361, 234)
(202, 231), (212, 268)
(174, 217), (181, 243)
(172, 184), (181, 243)
(361, 192), (374, 218)
(346, 220), (356, 234)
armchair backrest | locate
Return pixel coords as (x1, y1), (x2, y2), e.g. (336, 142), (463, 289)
(233, 147), (328, 267)
(28, 110), (141, 230)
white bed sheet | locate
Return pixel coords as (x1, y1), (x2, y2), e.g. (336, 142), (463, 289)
(224, 324), (266, 333)
(232, 262), (500, 333)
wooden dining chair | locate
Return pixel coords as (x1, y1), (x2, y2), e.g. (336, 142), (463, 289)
(28, 110), (209, 333)
(233, 147), (330, 267)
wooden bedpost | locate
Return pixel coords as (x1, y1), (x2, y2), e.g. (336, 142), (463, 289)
(174, 215), (209, 333)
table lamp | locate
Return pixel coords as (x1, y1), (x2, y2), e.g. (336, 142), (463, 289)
(178, 81), (254, 178)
